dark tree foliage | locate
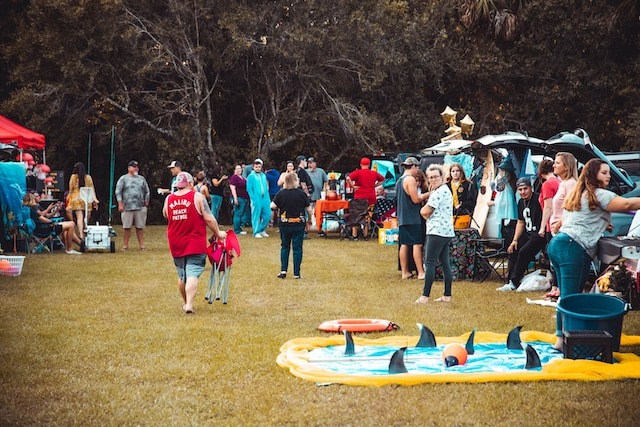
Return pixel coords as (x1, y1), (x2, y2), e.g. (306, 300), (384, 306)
(1, 0), (638, 216)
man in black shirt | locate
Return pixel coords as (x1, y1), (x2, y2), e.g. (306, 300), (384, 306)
(295, 155), (314, 238)
(497, 177), (547, 291)
(294, 155), (314, 197)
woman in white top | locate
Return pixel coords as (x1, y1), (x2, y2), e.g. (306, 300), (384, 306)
(416, 164), (455, 303)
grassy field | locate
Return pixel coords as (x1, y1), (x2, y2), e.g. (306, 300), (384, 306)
(1, 225), (639, 426)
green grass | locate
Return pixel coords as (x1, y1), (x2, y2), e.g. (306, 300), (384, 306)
(1, 225), (639, 426)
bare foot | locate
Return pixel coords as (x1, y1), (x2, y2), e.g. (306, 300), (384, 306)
(415, 296), (429, 304)
(434, 296), (451, 303)
(553, 338), (563, 352)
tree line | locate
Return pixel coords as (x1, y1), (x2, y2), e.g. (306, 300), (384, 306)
(1, 0), (638, 207)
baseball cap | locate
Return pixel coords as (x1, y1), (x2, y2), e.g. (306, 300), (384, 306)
(516, 177), (532, 188)
(174, 171), (194, 189)
(307, 156), (316, 163)
(360, 157), (371, 166)
(167, 160), (182, 169)
(295, 155), (306, 163)
(400, 156), (420, 166)
(128, 160), (139, 167)
(254, 158), (263, 165)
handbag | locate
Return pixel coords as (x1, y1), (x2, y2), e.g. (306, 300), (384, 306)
(453, 214), (471, 229)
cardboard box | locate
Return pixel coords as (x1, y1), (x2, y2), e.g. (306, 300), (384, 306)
(378, 228), (399, 245)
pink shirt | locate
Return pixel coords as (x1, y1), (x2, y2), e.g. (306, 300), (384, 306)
(549, 177), (577, 233)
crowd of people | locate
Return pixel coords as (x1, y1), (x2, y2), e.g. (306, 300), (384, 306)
(120, 152), (640, 350)
(392, 150), (640, 325)
(152, 155), (331, 311)
(23, 152), (640, 335)
(23, 161), (99, 255)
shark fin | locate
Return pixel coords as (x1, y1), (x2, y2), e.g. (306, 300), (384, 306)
(523, 343), (542, 369)
(344, 330), (355, 356)
(507, 326), (523, 350)
(465, 329), (476, 355)
(389, 347), (408, 374)
(416, 323), (437, 347)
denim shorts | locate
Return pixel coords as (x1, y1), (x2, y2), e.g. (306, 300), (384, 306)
(173, 254), (206, 281)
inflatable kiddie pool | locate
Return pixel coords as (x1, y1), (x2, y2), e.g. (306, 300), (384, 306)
(278, 326), (640, 386)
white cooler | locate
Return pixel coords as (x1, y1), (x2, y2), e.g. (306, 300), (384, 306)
(85, 225), (115, 252)
(80, 186), (116, 253)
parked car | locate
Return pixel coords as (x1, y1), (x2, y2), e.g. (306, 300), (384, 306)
(424, 129), (638, 237)
(470, 129), (638, 236)
(606, 151), (640, 185)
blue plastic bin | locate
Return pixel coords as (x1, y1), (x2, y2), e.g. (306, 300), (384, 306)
(557, 293), (628, 351)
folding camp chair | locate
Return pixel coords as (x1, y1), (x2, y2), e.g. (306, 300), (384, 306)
(343, 198), (371, 240)
(29, 219), (65, 254)
(205, 231), (241, 305)
(474, 219), (516, 281)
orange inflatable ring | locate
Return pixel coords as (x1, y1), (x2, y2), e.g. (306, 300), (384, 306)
(318, 319), (399, 333)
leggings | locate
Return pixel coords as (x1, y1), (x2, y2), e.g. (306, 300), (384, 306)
(422, 234), (453, 297)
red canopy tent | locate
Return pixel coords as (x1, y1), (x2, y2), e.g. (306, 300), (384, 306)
(0, 114), (46, 150)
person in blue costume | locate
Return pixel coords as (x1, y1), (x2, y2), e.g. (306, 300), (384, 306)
(265, 165), (281, 227)
(246, 158), (272, 238)
(489, 156), (518, 238)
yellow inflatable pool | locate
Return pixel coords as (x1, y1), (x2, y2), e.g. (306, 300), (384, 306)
(277, 331), (640, 386)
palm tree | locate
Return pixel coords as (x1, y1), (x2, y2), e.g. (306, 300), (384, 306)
(459, 0), (528, 42)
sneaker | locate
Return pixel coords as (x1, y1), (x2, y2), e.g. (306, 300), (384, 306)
(496, 282), (516, 292)
(277, 272), (287, 279)
(260, 231), (269, 238)
(65, 249), (82, 255)
(239, 231), (247, 235)
(254, 234), (263, 238)
(293, 275), (301, 279)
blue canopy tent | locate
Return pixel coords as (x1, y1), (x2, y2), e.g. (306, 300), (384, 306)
(0, 162), (29, 252)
